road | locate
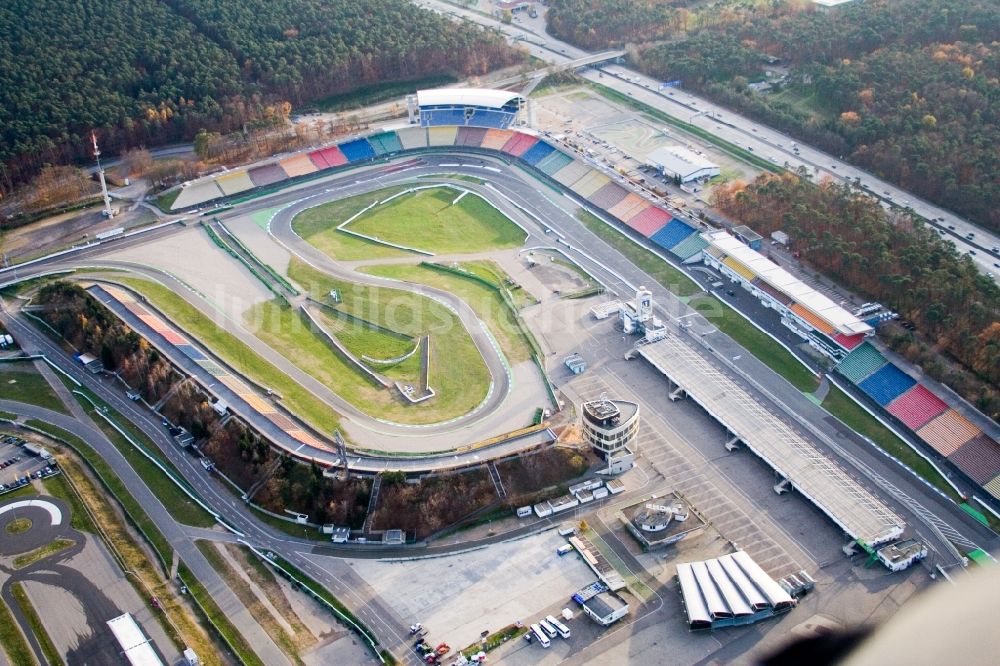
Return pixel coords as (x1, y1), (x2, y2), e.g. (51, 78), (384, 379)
(6, 148), (996, 565)
(414, 0), (1000, 277)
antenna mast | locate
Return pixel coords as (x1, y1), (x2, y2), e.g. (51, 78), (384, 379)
(92, 132), (115, 218)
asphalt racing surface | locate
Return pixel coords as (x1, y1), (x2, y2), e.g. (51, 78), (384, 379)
(2, 149), (998, 663)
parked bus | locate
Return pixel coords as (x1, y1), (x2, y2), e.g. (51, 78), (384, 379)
(529, 624), (550, 648)
(539, 620), (558, 639)
(545, 615), (571, 638)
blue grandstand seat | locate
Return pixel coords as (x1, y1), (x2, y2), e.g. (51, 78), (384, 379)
(858, 363), (917, 406)
(649, 218), (697, 250)
(521, 141), (555, 166)
(338, 138), (377, 162)
(468, 109), (514, 129)
(420, 108), (467, 127)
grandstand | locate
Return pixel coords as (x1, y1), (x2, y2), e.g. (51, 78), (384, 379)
(886, 385), (948, 430)
(410, 88), (526, 129)
(836, 343), (1000, 504)
(858, 363), (917, 406)
(701, 230), (873, 360)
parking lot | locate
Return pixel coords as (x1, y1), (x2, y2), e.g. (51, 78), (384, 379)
(0, 434), (60, 494)
(339, 530), (602, 658)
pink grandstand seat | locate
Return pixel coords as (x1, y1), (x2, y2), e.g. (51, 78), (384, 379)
(887, 384), (949, 431)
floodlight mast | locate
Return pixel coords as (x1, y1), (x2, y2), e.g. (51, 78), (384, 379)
(92, 131), (115, 218)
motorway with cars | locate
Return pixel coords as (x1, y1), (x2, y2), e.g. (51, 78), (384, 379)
(413, 0), (1000, 277)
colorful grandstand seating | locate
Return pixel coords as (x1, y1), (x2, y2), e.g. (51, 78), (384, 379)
(626, 206), (671, 237)
(886, 384), (948, 430)
(669, 233), (709, 261)
(480, 129), (515, 151)
(367, 131), (403, 155)
(790, 303), (836, 335)
(455, 126), (488, 147)
(569, 170), (610, 198)
(588, 182), (629, 209)
(983, 475), (1000, 502)
(755, 279), (793, 306)
(521, 140), (556, 166)
(948, 434), (1000, 485)
(170, 179), (224, 210)
(397, 126), (429, 150)
(280, 154), (319, 178)
(500, 132), (538, 157)
(723, 256), (758, 283)
(835, 342), (888, 384)
(608, 193), (648, 223)
(833, 333), (865, 351)
(551, 161), (590, 187)
(421, 109), (467, 126)
(310, 146), (347, 169)
(649, 218), (697, 250)
(858, 363), (917, 406)
(247, 163), (288, 188)
(468, 109), (514, 128)
(215, 171), (255, 196)
(427, 125), (459, 146)
(917, 409), (980, 457)
(338, 138), (377, 162)
(536, 150), (574, 176)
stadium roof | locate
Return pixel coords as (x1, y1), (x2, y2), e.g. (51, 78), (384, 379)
(704, 231), (872, 336)
(416, 88), (524, 109)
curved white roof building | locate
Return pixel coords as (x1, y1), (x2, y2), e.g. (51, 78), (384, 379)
(409, 88), (526, 129)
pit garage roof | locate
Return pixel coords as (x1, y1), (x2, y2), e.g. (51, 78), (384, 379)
(705, 231), (872, 336)
(416, 88), (524, 109)
(639, 335), (904, 545)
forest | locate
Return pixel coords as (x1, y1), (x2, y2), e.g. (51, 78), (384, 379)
(0, 0), (519, 194)
(550, 0), (1000, 232)
(546, 0), (690, 50)
(713, 173), (1000, 418)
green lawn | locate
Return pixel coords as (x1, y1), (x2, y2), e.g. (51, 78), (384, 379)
(360, 261), (534, 364)
(115, 277), (342, 435)
(244, 259), (491, 424)
(344, 187), (526, 254)
(311, 308), (414, 362)
(822, 385), (962, 502)
(155, 188), (181, 212)
(291, 186), (414, 261)
(576, 209), (701, 297)
(0, 368), (67, 414)
(11, 582), (63, 665)
(689, 296), (819, 392)
(0, 593), (36, 666)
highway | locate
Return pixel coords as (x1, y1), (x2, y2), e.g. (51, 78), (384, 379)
(413, 0), (1000, 277)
